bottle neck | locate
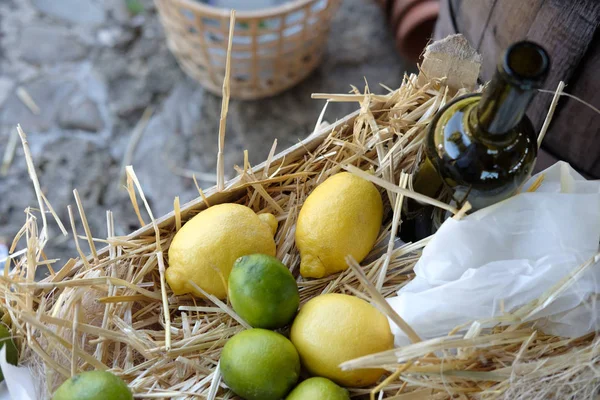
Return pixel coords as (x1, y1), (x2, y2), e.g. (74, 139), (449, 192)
(475, 73), (536, 135)
(474, 41), (550, 136)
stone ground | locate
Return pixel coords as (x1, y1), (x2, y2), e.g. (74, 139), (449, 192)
(0, 0), (411, 273)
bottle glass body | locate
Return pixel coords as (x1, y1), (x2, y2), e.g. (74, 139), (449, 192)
(420, 93), (537, 210)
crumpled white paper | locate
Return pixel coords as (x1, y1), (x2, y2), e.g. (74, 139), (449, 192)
(388, 162), (600, 346)
(0, 345), (36, 400)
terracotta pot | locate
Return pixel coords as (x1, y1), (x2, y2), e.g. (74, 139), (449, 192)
(390, 0), (421, 29)
(378, 0), (440, 63)
(395, 0), (439, 62)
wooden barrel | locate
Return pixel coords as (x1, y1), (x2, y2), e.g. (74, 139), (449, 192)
(434, 0), (600, 178)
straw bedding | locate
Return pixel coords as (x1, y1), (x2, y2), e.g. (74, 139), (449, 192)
(2, 71), (598, 400)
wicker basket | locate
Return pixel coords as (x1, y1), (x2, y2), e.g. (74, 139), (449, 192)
(155, 0), (341, 99)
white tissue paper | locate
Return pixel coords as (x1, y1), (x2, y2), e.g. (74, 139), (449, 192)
(0, 345), (36, 400)
(388, 161), (600, 346)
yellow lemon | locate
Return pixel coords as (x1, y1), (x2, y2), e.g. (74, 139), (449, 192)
(166, 204), (277, 299)
(290, 294), (393, 387)
(296, 172), (383, 278)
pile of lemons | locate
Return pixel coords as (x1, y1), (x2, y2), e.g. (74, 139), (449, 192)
(165, 172), (393, 400)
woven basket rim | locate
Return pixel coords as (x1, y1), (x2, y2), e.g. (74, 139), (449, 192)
(168, 0), (319, 19)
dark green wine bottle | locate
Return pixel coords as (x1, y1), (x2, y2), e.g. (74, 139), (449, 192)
(402, 41), (550, 240)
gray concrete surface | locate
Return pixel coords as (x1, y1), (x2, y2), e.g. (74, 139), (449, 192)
(0, 0), (411, 273)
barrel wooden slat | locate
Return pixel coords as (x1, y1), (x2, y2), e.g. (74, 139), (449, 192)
(525, 0), (600, 137)
(450, 0), (494, 57)
(476, 0), (544, 80)
(542, 33), (600, 177)
(432, 0), (454, 39)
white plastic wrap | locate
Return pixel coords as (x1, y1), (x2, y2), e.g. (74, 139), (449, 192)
(0, 346), (36, 400)
(388, 162), (600, 346)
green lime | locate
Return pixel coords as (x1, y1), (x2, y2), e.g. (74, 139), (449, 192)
(0, 324), (18, 382)
(52, 370), (133, 400)
(286, 377), (350, 400)
(228, 254), (299, 329)
(221, 329), (300, 400)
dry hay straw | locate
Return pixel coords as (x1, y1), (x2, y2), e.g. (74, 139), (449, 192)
(2, 70), (599, 400)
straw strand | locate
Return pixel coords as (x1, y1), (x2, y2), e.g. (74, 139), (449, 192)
(216, 10), (235, 191)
